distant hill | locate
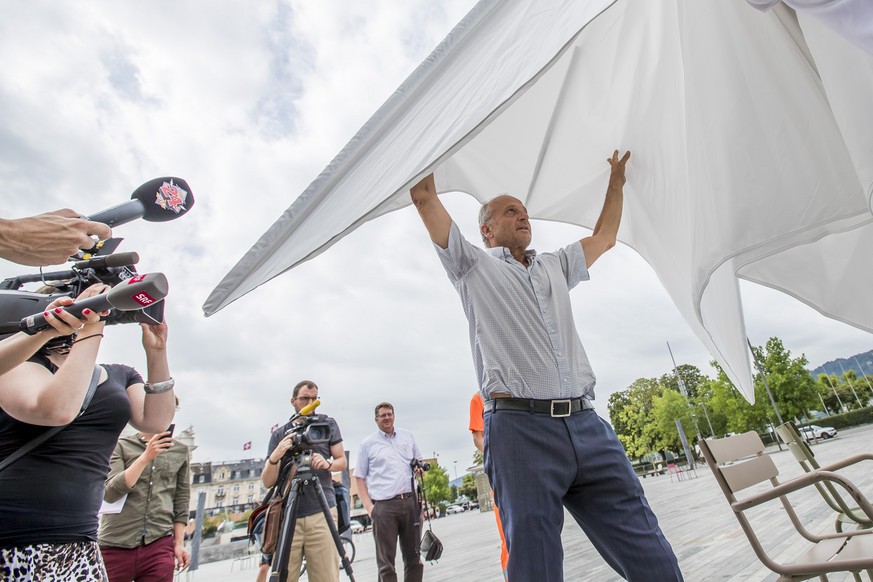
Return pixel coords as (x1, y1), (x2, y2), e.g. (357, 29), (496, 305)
(810, 349), (873, 379)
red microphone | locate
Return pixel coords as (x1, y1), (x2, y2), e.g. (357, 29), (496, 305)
(20, 273), (169, 334)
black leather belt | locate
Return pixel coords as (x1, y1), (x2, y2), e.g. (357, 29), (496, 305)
(377, 492), (415, 502)
(483, 397), (594, 417)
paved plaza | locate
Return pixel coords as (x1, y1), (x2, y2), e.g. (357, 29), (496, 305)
(180, 424), (873, 581)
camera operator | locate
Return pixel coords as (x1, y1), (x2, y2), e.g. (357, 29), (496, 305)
(0, 285), (177, 579)
(355, 402), (424, 582)
(257, 380), (346, 582)
(0, 208), (112, 266)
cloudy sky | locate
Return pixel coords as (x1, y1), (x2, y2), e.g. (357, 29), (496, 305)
(1, 1), (870, 478)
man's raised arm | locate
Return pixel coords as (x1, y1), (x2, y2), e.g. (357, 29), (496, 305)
(410, 173), (452, 249)
(580, 150), (630, 268)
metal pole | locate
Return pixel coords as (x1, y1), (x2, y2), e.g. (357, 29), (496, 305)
(839, 362), (864, 409)
(747, 339), (784, 451)
(699, 403), (715, 436)
(667, 341), (703, 445)
(823, 373), (847, 413)
(853, 356), (873, 396)
(189, 489), (206, 573)
(817, 392), (831, 417)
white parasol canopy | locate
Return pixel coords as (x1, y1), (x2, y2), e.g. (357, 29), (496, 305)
(204, 0), (873, 402)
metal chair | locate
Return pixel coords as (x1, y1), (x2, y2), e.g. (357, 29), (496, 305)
(775, 421), (873, 532)
(699, 431), (873, 581)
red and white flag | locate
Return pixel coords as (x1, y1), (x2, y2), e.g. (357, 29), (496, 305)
(243, 441), (252, 451)
(270, 423), (279, 433)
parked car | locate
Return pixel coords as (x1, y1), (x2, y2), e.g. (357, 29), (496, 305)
(349, 519), (366, 533)
(799, 424), (837, 441)
(445, 505), (466, 515)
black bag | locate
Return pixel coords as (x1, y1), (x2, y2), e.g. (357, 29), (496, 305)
(415, 472), (443, 562)
(420, 528), (443, 562)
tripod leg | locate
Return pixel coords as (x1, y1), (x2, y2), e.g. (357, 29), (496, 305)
(269, 479), (303, 582)
(311, 478), (356, 582)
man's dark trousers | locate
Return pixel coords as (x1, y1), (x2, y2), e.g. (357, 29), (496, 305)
(371, 494), (423, 582)
(484, 407), (683, 582)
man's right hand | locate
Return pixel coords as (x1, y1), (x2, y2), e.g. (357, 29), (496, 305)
(409, 173), (451, 249)
(0, 209), (112, 266)
(268, 434), (295, 465)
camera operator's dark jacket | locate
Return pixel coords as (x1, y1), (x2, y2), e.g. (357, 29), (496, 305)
(266, 415), (343, 517)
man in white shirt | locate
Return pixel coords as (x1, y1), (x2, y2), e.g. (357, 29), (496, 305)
(355, 403), (423, 582)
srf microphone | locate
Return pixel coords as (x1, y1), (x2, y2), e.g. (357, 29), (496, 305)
(87, 178), (194, 228)
(20, 272), (169, 335)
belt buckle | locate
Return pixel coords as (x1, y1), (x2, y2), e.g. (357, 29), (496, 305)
(550, 399), (571, 417)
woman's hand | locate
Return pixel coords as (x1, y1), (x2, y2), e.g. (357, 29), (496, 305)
(40, 285), (107, 338)
(141, 320), (168, 352)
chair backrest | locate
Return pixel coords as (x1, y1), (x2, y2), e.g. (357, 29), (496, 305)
(701, 431), (778, 499)
(775, 421), (859, 518)
(774, 421), (818, 471)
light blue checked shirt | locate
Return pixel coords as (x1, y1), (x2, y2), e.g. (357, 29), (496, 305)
(436, 221), (596, 401)
(355, 428), (421, 501)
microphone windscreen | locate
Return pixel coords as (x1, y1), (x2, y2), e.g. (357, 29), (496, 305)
(106, 273), (169, 310)
(131, 178), (194, 222)
(299, 400), (321, 416)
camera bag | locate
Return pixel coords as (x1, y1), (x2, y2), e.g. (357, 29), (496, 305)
(249, 462), (295, 554)
(414, 472), (444, 562)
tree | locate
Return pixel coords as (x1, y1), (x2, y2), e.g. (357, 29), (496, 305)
(752, 338), (819, 422)
(650, 388), (695, 453)
(422, 464), (452, 507)
(458, 473), (478, 501)
(608, 377), (664, 459)
(659, 364), (708, 400)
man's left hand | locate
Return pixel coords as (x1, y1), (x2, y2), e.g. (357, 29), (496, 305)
(311, 452), (332, 471)
(175, 544), (190, 571)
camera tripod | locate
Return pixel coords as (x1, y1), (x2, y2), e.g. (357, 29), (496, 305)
(269, 450), (356, 582)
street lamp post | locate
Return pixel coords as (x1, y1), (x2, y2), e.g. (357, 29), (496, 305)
(453, 460), (458, 481)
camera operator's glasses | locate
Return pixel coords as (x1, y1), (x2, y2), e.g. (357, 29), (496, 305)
(294, 396), (317, 403)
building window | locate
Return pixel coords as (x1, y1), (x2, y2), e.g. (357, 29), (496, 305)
(233, 484), (239, 493)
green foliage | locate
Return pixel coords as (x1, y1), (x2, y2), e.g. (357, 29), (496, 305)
(650, 388), (695, 451)
(608, 336), (845, 464)
(422, 464), (452, 507)
(799, 406), (873, 430)
(472, 448), (483, 466)
(607, 377), (664, 459)
(751, 338), (818, 421)
(202, 515), (223, 538)
(458, 473), (478, 500)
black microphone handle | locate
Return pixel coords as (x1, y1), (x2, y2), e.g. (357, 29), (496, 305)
(87, 199), (146, 228)
(20, 294), (114, 335)
(72, 252), (140, 270)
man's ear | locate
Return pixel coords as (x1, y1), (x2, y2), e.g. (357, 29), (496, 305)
(480, 224), (491, 240)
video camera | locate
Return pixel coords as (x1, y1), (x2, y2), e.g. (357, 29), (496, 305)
(0, 177), (194, 351)
(285, 414), (332, 453)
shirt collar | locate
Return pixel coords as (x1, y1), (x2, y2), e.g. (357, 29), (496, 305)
(486, 246), (537, 264)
